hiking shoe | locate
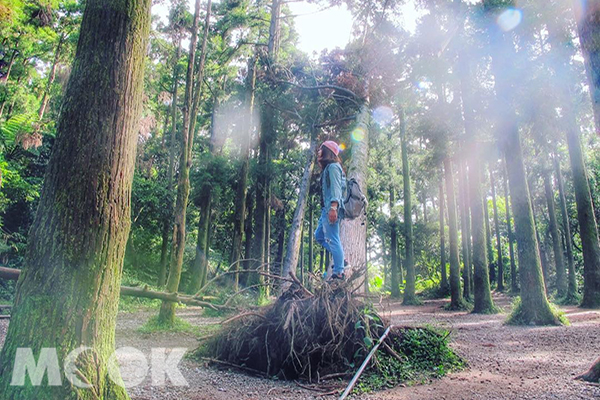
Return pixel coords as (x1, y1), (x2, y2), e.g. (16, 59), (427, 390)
(331, 273), (345, 281)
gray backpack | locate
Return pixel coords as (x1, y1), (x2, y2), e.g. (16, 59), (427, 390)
(342, 178), (367, 219)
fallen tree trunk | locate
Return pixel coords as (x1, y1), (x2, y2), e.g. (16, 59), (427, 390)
(0, 266), (221, 310)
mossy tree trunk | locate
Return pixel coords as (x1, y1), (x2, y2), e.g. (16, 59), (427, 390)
(554, 154), (578, 300)
(444, 158), (463, 309)
(158, 39), (182, 288)
(484, 180), (496, 285)
(486, 2), (558, 324)
(490, 167), (505, 291)
(159, 0), (211, 324)
(439, 178), (449, 295)
(543, 169), (567, 297)
(400, 108), (417, 304)
(503, 161), (518, 293)
(390, 185), (400, 298)
(0, 0), (150, 397)
(230, 54), (257, 290)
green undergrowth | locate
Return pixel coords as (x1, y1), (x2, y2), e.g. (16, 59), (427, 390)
(443, 299), (472, 311)
(356, 327), (465, 393)
(555, 292), (582, 306)
(118, 273), (162, 312)
(505, 297), (569, 326)
(138, 315), (197, 335)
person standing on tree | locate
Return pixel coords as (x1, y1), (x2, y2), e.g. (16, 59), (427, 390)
(315, 140), (347, 280)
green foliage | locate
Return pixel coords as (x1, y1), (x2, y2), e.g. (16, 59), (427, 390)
(356, 327), (465, 393)
(138, 315), (197, 335)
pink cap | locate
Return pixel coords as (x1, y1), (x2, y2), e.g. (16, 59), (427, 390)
(321, 140), (340, 156)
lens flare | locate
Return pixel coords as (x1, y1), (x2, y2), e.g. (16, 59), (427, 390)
(351, 127), (366, 142)
(497, 8), (522, 32)
(372, 106), (394, 126)
(338, 143), (347, 151)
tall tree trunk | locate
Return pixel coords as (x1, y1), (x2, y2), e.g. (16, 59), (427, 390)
(439, 178), (449, 294)
(0, 0), (150, 397)
(400, 108), (417, 304)
(308, 197), (314, 275)
(458, 159), (472, 300)
(159, 0), (211, 324)
(543, 169), (567, 297)
(459, 49), (495, 312)
(574, 0), (600, 133)
(340, 104), (370, 282)
(187, 193), (211, 294)
(553, 2), (600, 307)
(230, 55), (257, 289)
(484, 182), (495, 285)
(565, 120), (600, 307)
(38, 35), (64, 119)
(158, 38), (182, 287)
(242, 190), (254, 285)
(281, 140), (316, 285)
(390, 185), (400, 298)
(529, 177), (550, 294)
(554, 154), (578, 300)
(490, 167), (504, 291)
(486, 2), (558, 324)
(444, 158), (464, 309)
(503, 161), (518, 293)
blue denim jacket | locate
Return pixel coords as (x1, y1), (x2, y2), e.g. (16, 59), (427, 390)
(321, 162), (347, 211)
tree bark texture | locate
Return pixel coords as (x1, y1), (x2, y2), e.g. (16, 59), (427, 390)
(390, 185), (400, 298)
(0, 0), (150, 397)
(340, 104), (369, 282)
(158, 38), (182, 288)
(458, 159), (472, 300)
(281, 140), (316, 288)
(484, 182), (495, 285)
(439, 178), (449, 294)
(486, 4), (558, 324)
(400, 108), (416, 304)
(490, 167), (505, 291)
(230, 55), (257, 289)
(554, 155), (578, 299)
(543, 170), (567, 297)
(444, 158), (463, 309)
(503, 162), (518, 293)
(159, 0), (210, 324)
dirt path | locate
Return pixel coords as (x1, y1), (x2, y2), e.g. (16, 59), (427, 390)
(1, 292), (599, 399)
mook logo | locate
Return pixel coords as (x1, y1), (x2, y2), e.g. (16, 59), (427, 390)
(10, 347), (188, 388)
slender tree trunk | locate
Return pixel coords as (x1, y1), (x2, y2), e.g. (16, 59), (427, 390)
(544, 169), (567, 297)
(281, 140), (316, 285)
(554, 154), (578, 300)
(158, 38), (182, 287)
(503, 161), (518, 293)
(439, 178), (449, 294)
(458, 159), (472, 300)
(400, 108), (417, 304)
(390, 185), (400, 298)
(484, 183), (495, 285)
(38, 35), (64, 119)
(490, 167), (504, 291)
(187, 193), (211, 294)
(444, 158), (463, 309)
(242, 191), (254, 285)
(529, 177), (550, 294)
(0, 0), (150, 397)
(159, 0), (211, 324)
(230, 55), (257, 288)
(308, 197), (314, 275)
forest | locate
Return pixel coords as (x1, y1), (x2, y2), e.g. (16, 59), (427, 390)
(0, 0), (599, 399)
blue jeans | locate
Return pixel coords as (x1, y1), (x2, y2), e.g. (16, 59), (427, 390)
(314, 207), (345, 275)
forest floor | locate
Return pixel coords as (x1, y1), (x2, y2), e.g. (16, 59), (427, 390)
(1, 292), (600, 399)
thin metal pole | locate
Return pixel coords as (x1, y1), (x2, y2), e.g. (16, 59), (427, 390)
(339, 325), (393, 400)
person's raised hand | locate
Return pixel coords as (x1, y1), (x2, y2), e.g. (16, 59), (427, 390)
(328, 208), (338, 223)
